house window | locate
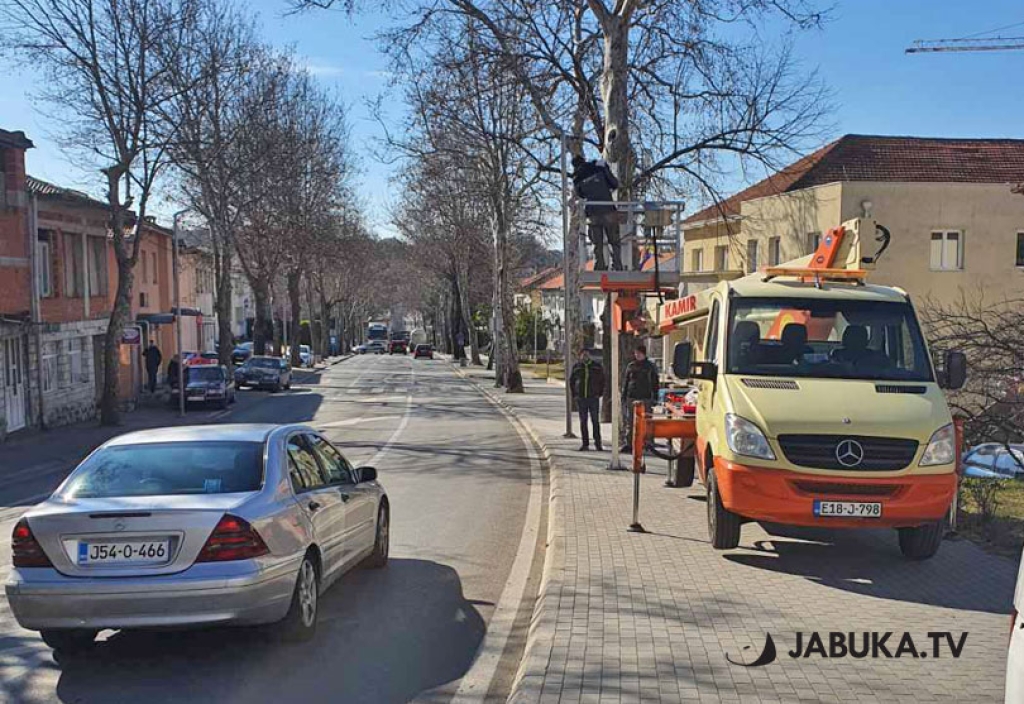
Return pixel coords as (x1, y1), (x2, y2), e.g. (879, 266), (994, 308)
(746, 240), (759, 274)
(768, 237), (781, 267)
(1017, 232), (1024, 268)
(807, 232), (821, 254)
(152, 252), (158, 284)
(41, 341), (59, 392)
(142, 251), (148, 283)
(63, 233), (84, 297)
(714, 245), (729, 271)
(69, 337), (87, 384)
(930, 231), (963, 271)
(691, 248), (704, 272)
(36, 238), (52, 297)
(88, 237), (108, 296)
(140, 291), (148, 308)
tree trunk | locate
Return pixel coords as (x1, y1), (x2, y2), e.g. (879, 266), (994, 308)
(252, 279), (273, 356)
(600, 13), (634, 191)
(459, 262), (481, 365)
(494, 211), (523, 393)
(287, 269), (302, 367)
(212, 234), (234, 367)
(450, 275), (465, 360)
(100, 254), (133, 425)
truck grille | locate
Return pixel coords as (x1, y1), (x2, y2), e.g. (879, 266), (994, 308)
(778, 435), (919, 471)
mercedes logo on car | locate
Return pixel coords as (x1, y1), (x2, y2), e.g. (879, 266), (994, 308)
(835, 439), (865, 467)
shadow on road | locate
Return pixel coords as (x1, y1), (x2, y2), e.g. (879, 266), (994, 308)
(51, 559), (484, 704)
(724, 524), (1018, 614)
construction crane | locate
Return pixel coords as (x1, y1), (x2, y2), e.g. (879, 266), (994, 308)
(906, 36), (1024, 53)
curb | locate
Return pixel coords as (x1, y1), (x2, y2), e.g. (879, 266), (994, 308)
(329, 354), (355, 366)
(451, 363), (566, 703)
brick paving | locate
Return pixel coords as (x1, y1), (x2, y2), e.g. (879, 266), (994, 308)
(457, 365), (1017, 703)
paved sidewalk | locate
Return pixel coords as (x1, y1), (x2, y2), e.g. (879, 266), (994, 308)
(456, 364), (1016, 703)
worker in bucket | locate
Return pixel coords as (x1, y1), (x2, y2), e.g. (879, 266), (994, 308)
(571, 154), (622, 271)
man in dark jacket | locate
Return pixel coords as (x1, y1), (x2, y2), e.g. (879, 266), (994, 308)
(569, 348), (605, 451)
(142, 342), (162, 394)
(571, 155), (622, 271)
(621, 344), (659, 452)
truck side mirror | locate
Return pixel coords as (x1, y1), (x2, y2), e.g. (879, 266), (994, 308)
(672, 342), (692, 379)
(943, 350), (967, 391)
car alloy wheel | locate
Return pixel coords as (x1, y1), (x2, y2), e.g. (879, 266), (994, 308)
(366, 504), (390, 568)
(297, 559), (318, 627)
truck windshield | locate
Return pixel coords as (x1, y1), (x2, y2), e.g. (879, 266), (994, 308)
(726, 297), (933, 382)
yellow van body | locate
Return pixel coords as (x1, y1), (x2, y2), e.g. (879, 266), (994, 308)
(661, 265), (956, 538)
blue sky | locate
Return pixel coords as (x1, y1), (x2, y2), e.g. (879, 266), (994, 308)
(2, 0), (1023, 233)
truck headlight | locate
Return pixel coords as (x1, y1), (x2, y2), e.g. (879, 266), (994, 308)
(920, 423), (955, 467)
(725, 414), (776, 461)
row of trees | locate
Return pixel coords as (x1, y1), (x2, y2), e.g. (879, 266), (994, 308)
(3, 0), (383, 424)
(299, 0), (831, 399)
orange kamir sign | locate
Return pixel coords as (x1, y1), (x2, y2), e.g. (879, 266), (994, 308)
(663, 295), (698, 320)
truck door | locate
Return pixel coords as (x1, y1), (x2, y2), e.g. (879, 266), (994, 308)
(696, 298), (721, 446)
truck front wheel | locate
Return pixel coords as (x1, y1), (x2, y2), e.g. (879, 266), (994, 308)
(897, 521), (944, 560)
(707, 467), (741, 550)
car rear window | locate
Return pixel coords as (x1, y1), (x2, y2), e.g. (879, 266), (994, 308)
(249, 358), (279, 368)
(61, 442), (264, 498)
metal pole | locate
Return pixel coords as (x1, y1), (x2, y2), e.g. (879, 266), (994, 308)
(533, 305), (538, 364)
(172, 210), (188, 417)
(609, 292), (624, 470)
(628, 470), (646, 533)
(560, 130), (575, 438)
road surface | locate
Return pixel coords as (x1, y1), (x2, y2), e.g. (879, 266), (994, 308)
(0, 354), (543, 704)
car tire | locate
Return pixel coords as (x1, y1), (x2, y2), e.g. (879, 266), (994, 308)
(219, 398), (229, 410)
(235, 382), (245, 390)
(271, 384), (280, 393)
(279, 554), (319, 642)
(41, 629), (97, 654)
(707, 466), (741, 550)
(365, 503), (390, 569)
(898, 520), (944, 560)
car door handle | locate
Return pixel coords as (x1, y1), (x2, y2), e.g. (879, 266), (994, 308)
(308, 500), (322, 512)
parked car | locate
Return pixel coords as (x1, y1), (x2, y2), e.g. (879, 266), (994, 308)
(183, 351), (219, 366)
(962, 444), (1024, 479)
(366, 341), (387, 355)
(232, 342), (254, 365)
(299, 345), (312, 368)
(5, 424), (390, 652)
(181, 365), (235, 409)
(1008, 547), (1024, 701)
(353, 344), (368, 355)
(388, 339), (408, 355)
(234, 356), (292, 392)
(413, 344), (433, 359)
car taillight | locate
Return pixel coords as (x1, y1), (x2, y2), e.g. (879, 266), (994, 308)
(196, 514), (270, 562)
(12, 519), (52, 568)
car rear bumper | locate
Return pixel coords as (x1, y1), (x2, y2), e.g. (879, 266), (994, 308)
(713, 458), (956, 529)
(6, 558), (299, 630)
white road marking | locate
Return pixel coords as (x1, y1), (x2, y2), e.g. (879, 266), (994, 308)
(316, 415), (403, 429)
(367, 396), (413, 466)
(451, 379), (544, 704)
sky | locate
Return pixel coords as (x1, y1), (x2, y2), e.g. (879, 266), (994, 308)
(1, 0), (1023, 234)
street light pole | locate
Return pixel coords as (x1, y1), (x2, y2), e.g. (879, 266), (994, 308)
(172, 209), (189, 417)
(560, 129), (575, 438)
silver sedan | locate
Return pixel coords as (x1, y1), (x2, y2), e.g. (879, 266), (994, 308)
(6, 424), (390, 653)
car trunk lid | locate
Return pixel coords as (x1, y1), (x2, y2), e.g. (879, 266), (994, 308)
(26, 494), (254, 578)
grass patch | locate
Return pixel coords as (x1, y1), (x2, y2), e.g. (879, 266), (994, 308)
(957, 478), (1024, 556)
(520, 363), (565, 381)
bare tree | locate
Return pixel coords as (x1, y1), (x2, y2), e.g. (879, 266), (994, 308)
(3, 0), (203, 424)
(921, 291), (1024, 474)
(165, 3), (261, 366)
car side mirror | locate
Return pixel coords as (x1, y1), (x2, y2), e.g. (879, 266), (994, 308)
(672, 342), (692, 379)
(942, 350), (967, 391)
(356, 466), (377, 483)
(690, 361), (718, 381)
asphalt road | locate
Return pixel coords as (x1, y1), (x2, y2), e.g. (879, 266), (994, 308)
(0, 354), (542, 704)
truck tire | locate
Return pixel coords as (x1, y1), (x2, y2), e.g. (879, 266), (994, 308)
(897, 521), (944, 560)
(707, 467), (741, 550)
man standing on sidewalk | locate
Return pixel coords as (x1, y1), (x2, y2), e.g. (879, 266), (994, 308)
(142, 342), (162, 394)
(621, 344), (659, 452)
(569, 348), (605, 451)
